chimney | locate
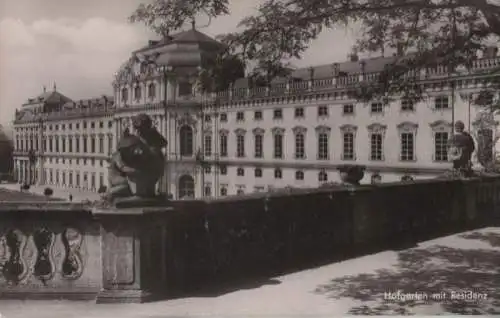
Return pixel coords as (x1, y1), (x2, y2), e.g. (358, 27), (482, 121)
(484, 46), (498, 58)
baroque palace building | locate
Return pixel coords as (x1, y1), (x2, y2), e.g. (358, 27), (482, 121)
(12, 28), (500, 199)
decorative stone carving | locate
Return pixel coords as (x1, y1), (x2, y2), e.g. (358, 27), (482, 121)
(61, 228), (84, 280)
(33, 227), (55, 281)
(2, 229), (29, 283)
(104, 113), (168, 206)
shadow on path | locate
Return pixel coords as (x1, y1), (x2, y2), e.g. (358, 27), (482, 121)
(314, 230), (500, 315)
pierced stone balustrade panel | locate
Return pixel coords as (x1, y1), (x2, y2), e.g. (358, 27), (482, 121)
(0, 207), (101, 299)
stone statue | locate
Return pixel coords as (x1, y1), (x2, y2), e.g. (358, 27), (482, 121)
(448, 120), (475, 176)
(104, 113), (167, 205)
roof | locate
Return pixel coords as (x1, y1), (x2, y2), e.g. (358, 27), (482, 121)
(0, 188), (63, 202)
(134, 28), (223, 54)
(23, 90), (72, 106)
(232, 56), (397, 89)
(61, 95), (114, 110)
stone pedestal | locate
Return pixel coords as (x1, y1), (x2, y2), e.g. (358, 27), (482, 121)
(93, 205), (174, 304)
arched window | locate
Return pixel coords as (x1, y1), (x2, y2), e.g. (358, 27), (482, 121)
(179, 125), (193, 156)
(318, 170), (328, 182)
(121, 88), (128, 102)
(178, 175), (195, 199)
(134, 85), (142, 100)
(148, 83), (156, 99)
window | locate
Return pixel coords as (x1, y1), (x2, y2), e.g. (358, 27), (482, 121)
(434, 96), (449, 109)
(236, 134), (245, 157)
(295, 132), (305, 159)
(255, 168), (262, 177)
(254, 111), (263, 120)
(318, 170), (328, 182)
(108, 121), (113, 128)
(75, 137), (80, 153)
(83, 122), (87, 129)
(274, 168), (282, 179)
(99, 121), (104, 129)
(178, 175), (195, 198)
(237, 167), (245, 176)
(220, 186), (228, 196)
(91, 136), (96, 153)
(99, 135), (104, 153)
(254, 134), (263, 158)
(400, 132), (415, 161)
(61, 137), (66, 153)
(108, 135), (113, 154)
(204, 135), (212, 157)
(295, 107), (304, 118)
(343, 104), (354, 115)
(178, 82), (192, 96)
(236, 186), (245, 195)
(273, 133), (283, 159)
(148, 83), (156, 99)
(236, 112), (245, 121)
(121, 88), (128, 102)
(220, 134), (228, 157)
(55, 136), (59, 152)
(401, 98), (414, 111)
(370, 133), (383, 161)
(204, 185), (212, 197)
(220, 165), (227, 175)
(220, 113), (227, 122)
(180, 125), (194, 156)
(434, 132), (449, 162)
(204, 115), (211, 123)
(273, 109), (283, 119)
(204, 166), (211, 174)
(371, 102), (383, 113)
(317, 133), (329, 160)
(318, 105), (328, 117)
(91, 122), (95, 129)
(254, 186), (265, 193)
(342, 132), (355, 160)
(295, 170), (304, 180)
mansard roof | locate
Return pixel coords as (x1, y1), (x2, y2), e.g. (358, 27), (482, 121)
(23, 90), (72, 106)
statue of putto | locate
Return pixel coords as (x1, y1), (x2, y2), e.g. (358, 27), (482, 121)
(104, 113), (167, 204)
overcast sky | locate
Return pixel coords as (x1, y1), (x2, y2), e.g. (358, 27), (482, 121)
(0, 0), (358, 128)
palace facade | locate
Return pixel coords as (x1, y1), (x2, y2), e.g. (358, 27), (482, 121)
(12, 29), (500, 199)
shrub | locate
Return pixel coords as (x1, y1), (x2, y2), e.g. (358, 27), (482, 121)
(21, 183), (30, 191)
(98, 185), (107, 194)
(43, 187), (53, 196)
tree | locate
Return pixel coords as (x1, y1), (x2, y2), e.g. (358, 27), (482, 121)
(130, 0), (500, 95)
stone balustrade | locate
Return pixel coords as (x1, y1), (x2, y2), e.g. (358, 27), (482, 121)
(0, 175), (499, 303)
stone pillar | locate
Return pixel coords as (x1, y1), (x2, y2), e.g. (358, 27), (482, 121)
(94, 206), (174, 303)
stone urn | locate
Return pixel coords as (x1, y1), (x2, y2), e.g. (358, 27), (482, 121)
(337, 165), (366, 186)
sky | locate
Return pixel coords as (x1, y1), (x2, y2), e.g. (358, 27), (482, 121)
(0, 0), (359, 129)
